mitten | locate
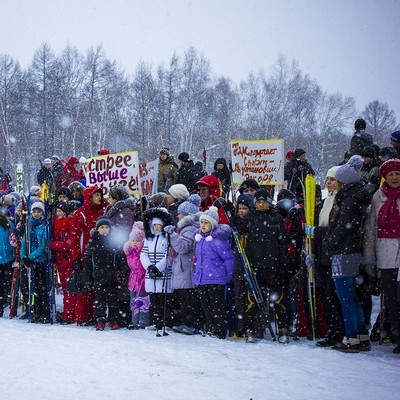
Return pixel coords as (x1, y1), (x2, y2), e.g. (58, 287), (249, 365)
(304, 225), (315, 237)
(147, 264), (162, 279)
(163, 225), (175, 235)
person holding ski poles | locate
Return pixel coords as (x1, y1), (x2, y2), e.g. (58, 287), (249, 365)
(20, 201), (49, 323)
(236, 188), (290, 343)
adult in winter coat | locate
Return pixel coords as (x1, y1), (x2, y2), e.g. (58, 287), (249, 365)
(61, 156), (84, 187)
(284, 149), (315, 200)
(211, 158), (231, 198)
(51, 155), (65, 192)
(308, 166), (344, 347)
(322, 155), (371, 353)
(140, 207), (174, 330)
(195, 174), (230, 225)
(69, 186), (106, 325)
(389, 131), (400, 158)
(166, 183), (190, 225)
(361, 146), (381, 196)
(349, 118), (373, 157)
(164, 194), (203, 334)
(49, 201), (75, 323)
(193, 206), (234, 339)
(0, 210), (15, 317)
(175, 152), (196, 193)
(363, 159), (400, 354)
(37, 158), (54, 190)
(157, 148), (178, 193)
(238, 189), (290, 342)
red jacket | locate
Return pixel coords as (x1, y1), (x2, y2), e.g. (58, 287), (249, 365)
(50, 217), (72, 270)
(70, 186), (105, 261)
(196, 175), (230, 225)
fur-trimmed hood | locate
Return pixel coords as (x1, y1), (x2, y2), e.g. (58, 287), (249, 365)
(142, 207), (173, 239)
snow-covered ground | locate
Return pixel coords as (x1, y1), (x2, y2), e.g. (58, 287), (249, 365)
(1, 305), (399, 400)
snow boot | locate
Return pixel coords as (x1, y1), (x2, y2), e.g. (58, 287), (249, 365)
(332, 337), (360, 353)
(96, 317), (106, 331)
(358, 334), (371, 351)
(278, 329), (290, 344)
(109, 322), (120, 330)
(393, 344), (400, 354)
(246, 330), (257, 344)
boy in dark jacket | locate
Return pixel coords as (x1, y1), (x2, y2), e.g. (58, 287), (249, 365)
(211, 158), (231, 198)
(84, 217), (128, 331)
(238, 189), (290, 342)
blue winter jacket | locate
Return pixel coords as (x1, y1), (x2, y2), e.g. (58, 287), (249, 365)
(0, 221), (15, 264)
(193, 225), (234, 286)
(20, 216), (48, 263)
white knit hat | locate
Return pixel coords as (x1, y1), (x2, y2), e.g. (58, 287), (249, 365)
(168, 184), (189, 201)
(200, 206), (219, 228)
(326, 166), (340, 179)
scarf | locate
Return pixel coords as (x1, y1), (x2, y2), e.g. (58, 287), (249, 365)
(318, 191), (337, 228)
(377, 182), (400, 238)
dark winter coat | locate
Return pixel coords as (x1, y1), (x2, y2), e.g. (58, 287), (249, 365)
(193, 224), (234, 286)
(284, 158), (315, 198)
(104, 197), (136, 246)
(349, 130), (373, 156)
(211, 158), (231, 198)
(175, 161), (196, 193)
(37, 166), (54, 189)
(239, 208), (287, 270)
(84, 231), (128, 285)
(322, 182), (370, 256)
(51, 160), (65, 191)
(193, 161), (207, 182)
(361, 162), (380, 196)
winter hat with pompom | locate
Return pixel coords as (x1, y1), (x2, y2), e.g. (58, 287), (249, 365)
(177, 194), (201, 216)
(129, 221), (145, 242)
(199, 206), (219, 228)
(335, 155), (364, 184)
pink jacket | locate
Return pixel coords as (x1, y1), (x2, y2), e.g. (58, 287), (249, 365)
(123, 240), (145, 292)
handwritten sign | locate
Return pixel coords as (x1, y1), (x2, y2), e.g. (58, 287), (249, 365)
(230, 139), (284, 185)
(139, 159), (159, 195)
(83, 151), (140, 195)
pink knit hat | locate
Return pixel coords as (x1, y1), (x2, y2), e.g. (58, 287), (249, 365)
(129, 221), (145, 242)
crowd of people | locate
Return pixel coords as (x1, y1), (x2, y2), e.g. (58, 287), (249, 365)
(0, 121), (399, 355)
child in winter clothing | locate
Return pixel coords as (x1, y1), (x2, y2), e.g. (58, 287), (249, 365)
(193, 206), (234, 339)
(164, 194), (204, 335)
(140, 207), (174, 330)
(123, 221), (149, 329)
(237, 189), (290, 342)
(211, 158), (231, 199)
(50, 201), (75, 323)
(20, 201), (49, 323)
(83, 217), (128, 331)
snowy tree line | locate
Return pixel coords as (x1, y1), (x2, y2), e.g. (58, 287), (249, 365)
(0, 44), (398, 187)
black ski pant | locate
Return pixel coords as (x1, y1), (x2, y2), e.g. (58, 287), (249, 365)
(198, 284), (227, 339)
(94, 281), (119, 323)
(175, 288), (204, 330)
(149, 292), (174, 330)
(380, 268), (400, 344)
(31, 263), (49, 321)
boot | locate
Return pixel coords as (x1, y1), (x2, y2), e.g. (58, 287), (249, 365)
(96, 317), (106, 331)
(109, 322), (120, 330)
(332, 337), (360, 353)
(358, 334), (371, 351)
(278, 329), (289, 344)
(393, 344), (400, 354)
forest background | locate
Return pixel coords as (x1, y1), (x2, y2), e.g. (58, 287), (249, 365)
(0, 45), (398, 189)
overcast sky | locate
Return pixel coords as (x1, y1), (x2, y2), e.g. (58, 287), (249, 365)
(1, 0), (399, 122)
